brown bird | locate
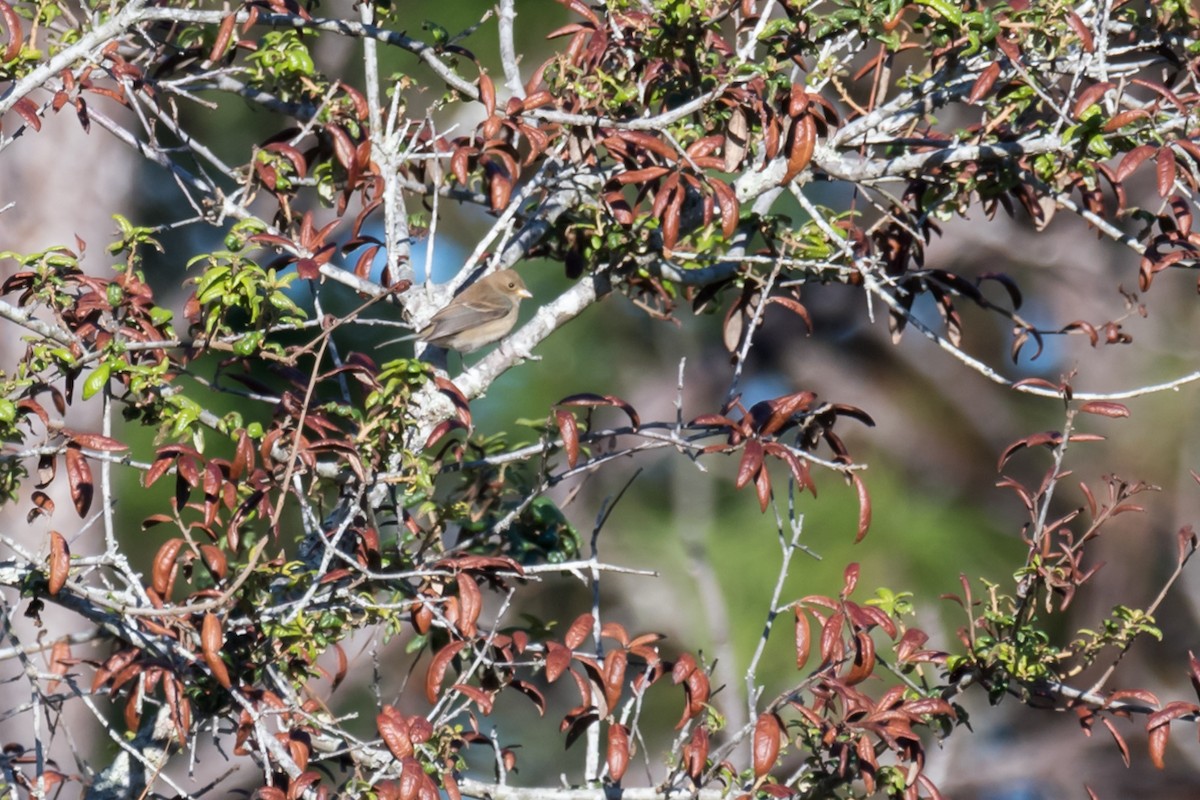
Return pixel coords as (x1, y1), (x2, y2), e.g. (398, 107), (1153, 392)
(404, 269), (532, 353)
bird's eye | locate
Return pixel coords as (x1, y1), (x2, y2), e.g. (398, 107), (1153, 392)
(507, 281), (516, 289)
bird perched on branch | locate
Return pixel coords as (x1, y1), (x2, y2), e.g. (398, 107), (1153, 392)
(397, 269), (532, 353)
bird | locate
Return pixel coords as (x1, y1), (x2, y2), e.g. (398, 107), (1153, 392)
(394, 269), (532, 353)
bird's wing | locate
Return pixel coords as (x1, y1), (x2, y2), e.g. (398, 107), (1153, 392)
(422, 295), (511, 339)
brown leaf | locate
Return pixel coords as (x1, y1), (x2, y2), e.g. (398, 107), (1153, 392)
(1079, 401), (1130, 418)
(852, 472), (871, 542)
(1102, 108), (1151, 133)
(606, 723), (630, 782)
(709, 178), (740, 240)
(1156, 146), (1177, 198)
(724, 107), (749, 172)
(425, 640), (468, 703)
(64, 445), (93, 517)
(842, 631), (876, 685)
(1066, 12), (1094, 52)
(450, 683), (495, 714)
(12, 97), (41, 132)
(200, 544), (228, 582)
(564, 613), (593, 649)
(781, 114), (816, 185)
(754, 462), (772, 512)
(766, 295), (813, 333)
(557, 393), (640, 427)
(1071, 82), (1114, 119)
(457, 573), (481, 638)
(151, 538), (184, 597)
(968, 62), (1001, 104)
(1, 0), (25, 62)
(601, 622), (630, 647)
(1101, 717), (1130, 768)
(556, 409), (579, 469)
(819, 609), (846, 665)
(208, 13), (236, 63)
(327, 124), (355, 169)
(841, 563), (860, 598)
(682, 725), (708, 780)
(47, 531), (69, 595)
(684, 669), (709, 718)
(202, 613), (232, 688)
(603, 649), (627, 712)
(545, 641), (572, 683)
(794, 607), (811, 670)
(752, 712), (782, 777)
(736, 440), (763, 490)
(478, 71), (495, 116)
(1115, 144), (1156, 183)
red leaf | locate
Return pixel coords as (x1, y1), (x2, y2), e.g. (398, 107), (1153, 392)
(754, 462), (772, 511)
(425, 640), (468, 703)
(841, 563), (860, 598)
(1101, 717), (1130, 768)
(606, 723), (630, 782)
(752, 712), (782, 777)
(1066, 12), (1094, 52)
(12, 97), (41, 132)
(1079, 401), (1130, 418)
(1156, 146), (1177, 198)
(766, 296), (813, 333)
(1, 0), (24, 62)
(1115, 145), (1156, 182)
(852, 472), (871, 542)
(545, 641), (572, 683)
(478, 71), (495, 116)
(736, 440), (763, 490)
(449, 683), (494, 714)
(564, 613), (593, 649)
(794, 607), (811, 670)
(968, 62), (1001, 104)
(682, 725), (708, 780)
(377, 707), (413, 759)
(1071, 82), (1114, 119)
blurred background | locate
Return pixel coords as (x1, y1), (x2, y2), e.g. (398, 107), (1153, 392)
(4, 1), (1200, 798)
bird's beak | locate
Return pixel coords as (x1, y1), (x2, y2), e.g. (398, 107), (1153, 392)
(517, 287), (533, 299)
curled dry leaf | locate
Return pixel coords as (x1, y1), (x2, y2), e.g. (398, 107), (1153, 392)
(456, 573), (482, 638)
(724, 107), (749, 172)
(47, 638), (71, 693)
(202, 613), (232, 689)
(47, 531), (69, 596)
(151, 538), (185, 597)
(64, 445), (93, 517)
(555, 409), (579, 469)
(781, 113), (816, 185)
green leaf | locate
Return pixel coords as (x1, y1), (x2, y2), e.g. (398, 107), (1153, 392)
(82, 362), (111, 400)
